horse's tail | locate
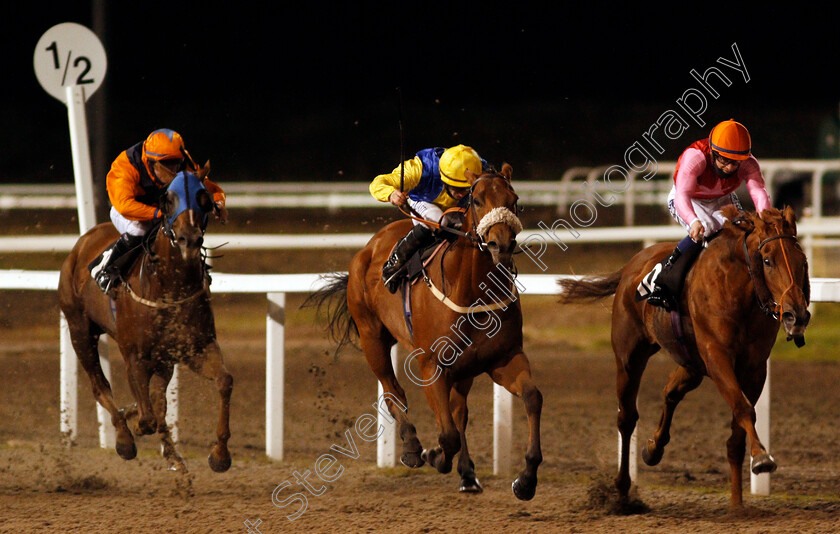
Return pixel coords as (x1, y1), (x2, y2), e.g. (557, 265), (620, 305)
(557, 271), (622, 303)
(302, 272), (358, 356)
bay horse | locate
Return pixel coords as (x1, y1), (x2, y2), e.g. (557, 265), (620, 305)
(558, 206), (810, 508)
(308, 164), (542, 499)
(57, 166), (233, 473)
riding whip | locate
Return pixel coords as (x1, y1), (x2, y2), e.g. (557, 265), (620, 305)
(396, 87), (422, 219)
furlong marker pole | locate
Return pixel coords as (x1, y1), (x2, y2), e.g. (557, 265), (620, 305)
(266, 292), (285, 460)
(494, 383), (513, 475)
(377, 346), (401, 467)
(752, 359), (771, 495)
(59, 312), (77, 445)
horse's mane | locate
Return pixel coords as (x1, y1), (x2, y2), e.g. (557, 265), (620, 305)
(717, 205), (798, 242)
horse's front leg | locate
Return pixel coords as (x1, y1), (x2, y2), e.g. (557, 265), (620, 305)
(123, 351), (156, 436)
(726, 413), (747, 507)
(703, 342), (774, 507)
(149, 365), (187, 472)
(451, 377), (481, 493)
(187, 340), (233, 473)
(724, 355), (772, 508)
(490, 352), (542, 501)
(418, 358), (459, 475)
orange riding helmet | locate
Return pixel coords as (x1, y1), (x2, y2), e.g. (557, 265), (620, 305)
(709, 119), (751, 161)
(141, 129), (195, 182)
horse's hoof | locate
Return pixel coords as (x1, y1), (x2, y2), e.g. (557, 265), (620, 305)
(115, 440), (137, 460)
(511, 474), (537, 501)
(208, 452), (231, 473)
(400, 450), (425, 469)
(642, 439), (663, 466)
(166, 456), (189, 472)
(137, 418), (156, 436)
(459, 474), (483, 493)
(750, 452), (777, 475)
(167, 462), (188, 472)
(422, 448), (452, 474)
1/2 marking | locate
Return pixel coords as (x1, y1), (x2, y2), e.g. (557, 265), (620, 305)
(45, 41), (94, 86)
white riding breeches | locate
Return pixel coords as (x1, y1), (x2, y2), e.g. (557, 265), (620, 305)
(406, 199), (444, 227)
(667, 186), (743, 236)
(110, 206), (155, 236)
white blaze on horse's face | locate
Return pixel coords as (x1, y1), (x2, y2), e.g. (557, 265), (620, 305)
(163, 173), (212, 263)
(763, 237), (810, 338)
(472, 177), (521, 268)
(171, 211), (205, 262)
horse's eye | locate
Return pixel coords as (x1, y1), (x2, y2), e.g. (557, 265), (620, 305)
(763, 257), (772, 267)
(473, 198), (482, 208)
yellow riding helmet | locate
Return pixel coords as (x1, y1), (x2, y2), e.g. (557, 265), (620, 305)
(439, 144), (482, 188)
(709, 119), (751, 161)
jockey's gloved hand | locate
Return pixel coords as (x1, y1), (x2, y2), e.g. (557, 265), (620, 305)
(438, 210), (465, 239)
(214, 202), (228, 224)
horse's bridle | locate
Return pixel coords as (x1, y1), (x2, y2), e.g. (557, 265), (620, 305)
(463, 173), (522, 251)
(160, 175), (210, 246)
(125, 204), (210, 309)
(739, 222), (799, 321)
(401, 171), (521, 249)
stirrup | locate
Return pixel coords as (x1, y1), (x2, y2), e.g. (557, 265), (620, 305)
(95, 271), (112, 293)
(97, 273), (120, 297)
(646, 289), (676, 311)
(382, 266), (405, 294)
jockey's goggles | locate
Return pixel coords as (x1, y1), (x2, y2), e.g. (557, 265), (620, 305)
(157, 158), (185, 174)
(713, 152), (741, 169)
(445, 183), (470, 196)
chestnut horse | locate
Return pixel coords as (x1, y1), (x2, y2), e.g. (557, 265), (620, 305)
(57, 167), (233, 473)
(558, 206), (810, 507)
(309, 164), (542, 499)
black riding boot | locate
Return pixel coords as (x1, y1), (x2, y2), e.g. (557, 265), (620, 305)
(382, 224), (434, 293)
(645, 241), (704, 311)
(92, 233), (144, 294)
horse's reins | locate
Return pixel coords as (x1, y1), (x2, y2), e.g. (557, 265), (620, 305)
(124, 280), (205, 309)
(397, 174), (509, 248)
(739, 222), (798, 322)
(418, 173), (522, 313)
(125, 210), (208, 309)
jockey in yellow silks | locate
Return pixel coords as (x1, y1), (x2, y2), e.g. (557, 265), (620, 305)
(370, 144), (486, 293)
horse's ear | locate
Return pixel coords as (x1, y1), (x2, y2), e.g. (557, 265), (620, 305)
(464, 169), (479, 185)
(720, 205), (739, 219)
(500, 163), (513, 181)
(196, 189), (214, 214)
(782, 205), (798, 234)
(159, 189), (178, 217)
(725, 205), (753, 233)
(197, 160), (211, 180)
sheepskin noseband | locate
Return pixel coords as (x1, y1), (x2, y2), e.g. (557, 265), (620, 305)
(474, 207), (523, 240)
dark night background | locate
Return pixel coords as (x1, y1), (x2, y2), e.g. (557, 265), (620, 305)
(4, 3), (840, 202)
